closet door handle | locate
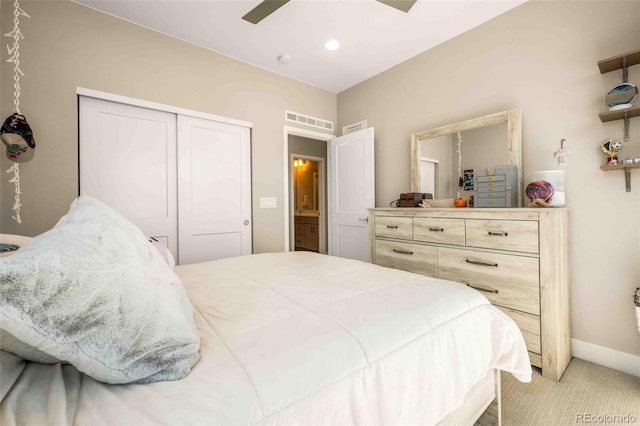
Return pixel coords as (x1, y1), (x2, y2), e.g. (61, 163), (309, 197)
(392, 248), (413, 255)
(465, 258), (498, 267)
(359, 218), (369, 222)
(488, 231), (508, 237)
(386, 225), (398, 229)
(465, 283), (499, 294)
(429, 227), (444, 232)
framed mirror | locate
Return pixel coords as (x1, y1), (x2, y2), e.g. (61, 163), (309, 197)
(410, 109), (522, 206)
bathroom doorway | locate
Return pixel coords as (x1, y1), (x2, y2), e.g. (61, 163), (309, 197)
(291, 156), (325, 253)
(288, 133), (327, 253)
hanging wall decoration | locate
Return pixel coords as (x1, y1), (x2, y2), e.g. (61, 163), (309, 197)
(554, 138), (570, 167)
(1, 0), (34, 224)
(453, 132), (467, 207)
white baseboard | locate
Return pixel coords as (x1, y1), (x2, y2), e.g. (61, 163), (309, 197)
(571, 338), (640, 377)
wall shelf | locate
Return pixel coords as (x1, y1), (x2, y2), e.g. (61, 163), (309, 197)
(599, 163), (640, 171)
(597, 49), (639, 189)
(598, 105), (640, 123)
(598, 50), (640, 74)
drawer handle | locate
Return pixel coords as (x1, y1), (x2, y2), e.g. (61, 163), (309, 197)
(386, 225), (399, 229)
(465, 258), (498, 267)
(392, 248), (413, 255)
(466, 283), (499, 294)
(429, 227), (444, 232)
(488, 231), (508, 237)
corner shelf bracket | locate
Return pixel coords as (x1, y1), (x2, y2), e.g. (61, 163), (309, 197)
(600, 163), (640, 192)
(625, 167), (631, 192)
(624, 111), (630, 142)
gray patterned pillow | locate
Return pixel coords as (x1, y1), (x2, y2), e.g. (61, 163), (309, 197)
(0, 196), (200, 384)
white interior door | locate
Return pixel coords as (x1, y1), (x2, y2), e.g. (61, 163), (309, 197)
(79, 96), (178, 257)
(177, 115), (252, 265)
(328, 127), (374, 261)
(420, 157), (438, 197)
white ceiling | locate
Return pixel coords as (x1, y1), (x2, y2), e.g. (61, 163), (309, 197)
(74, 0), (526, 93)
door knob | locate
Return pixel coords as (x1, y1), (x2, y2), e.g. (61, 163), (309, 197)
(244, 220), (250, 225)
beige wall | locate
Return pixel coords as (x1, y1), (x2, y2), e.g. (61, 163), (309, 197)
(0, 0), (336, 254)
(339, 0), (640, 357)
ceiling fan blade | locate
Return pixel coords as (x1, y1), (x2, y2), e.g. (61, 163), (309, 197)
(242, 0), (290, 24)
(376, 0), (417, 13)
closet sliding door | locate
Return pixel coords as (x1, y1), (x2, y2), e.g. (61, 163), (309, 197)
(79, 93), (252, 265)
(177, 116), (252, 265)
(79, 96), (178, 256)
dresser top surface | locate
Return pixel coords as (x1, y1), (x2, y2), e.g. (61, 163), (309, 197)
(369, 207), (567, 212)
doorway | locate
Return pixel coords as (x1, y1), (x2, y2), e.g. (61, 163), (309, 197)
(287, 132), (328, 253)
(283, 125), (374, 261)
(291, 155), (325, 253)
(284, 126), (332, 253)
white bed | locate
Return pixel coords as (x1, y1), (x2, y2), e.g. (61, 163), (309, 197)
(1, 250), (531, 425)
(0, 252), (531, 426)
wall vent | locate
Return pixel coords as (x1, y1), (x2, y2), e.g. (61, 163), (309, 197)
(342, 120), (368, 135)
(285, 111), (334, 132)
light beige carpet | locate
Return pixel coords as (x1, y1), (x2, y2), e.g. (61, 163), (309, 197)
(501, 358), (640, 425)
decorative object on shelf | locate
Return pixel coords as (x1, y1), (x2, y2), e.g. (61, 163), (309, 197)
(598, 49), (640, 143)
(526, 180), (554, 207)
(554, 138), (570, 167)
(605, 82), (638, 111)
(2, 0), (33, 224)
(601, 138), (622, 165)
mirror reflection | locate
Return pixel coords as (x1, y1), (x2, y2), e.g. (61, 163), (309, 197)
(410, 109), (522, 206)
(418, 122), (508, 199)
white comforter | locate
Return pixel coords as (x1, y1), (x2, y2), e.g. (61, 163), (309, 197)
(1, 252), (531, 425)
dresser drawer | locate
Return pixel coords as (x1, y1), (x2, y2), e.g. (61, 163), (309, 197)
(438, 247), (540, 315)
(375, 239), (438, 277)
(477, 190), (506, 197)
(475, 198), (506, 208)
(496, 306), (541, 355)
(466, 219), (539, 253)
(295, 216), (319, 225)
(374, 216), (413, 239)
(414, 217), (465, 246)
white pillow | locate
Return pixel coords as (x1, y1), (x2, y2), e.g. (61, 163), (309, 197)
(0, 196), (200, 384)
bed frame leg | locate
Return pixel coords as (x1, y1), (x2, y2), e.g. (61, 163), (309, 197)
(476, 370), (502, 426)
(495, 370), (502, 426)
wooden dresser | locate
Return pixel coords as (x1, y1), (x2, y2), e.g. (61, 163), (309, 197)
(368, 207), (570, 381)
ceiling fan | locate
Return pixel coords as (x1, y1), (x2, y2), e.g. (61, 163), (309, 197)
(242, 0), (417, 24)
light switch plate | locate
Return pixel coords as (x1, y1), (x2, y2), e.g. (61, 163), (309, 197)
(259, 197), (277, 208)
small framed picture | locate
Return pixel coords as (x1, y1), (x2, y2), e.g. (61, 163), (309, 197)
(463, 169), (474, 191)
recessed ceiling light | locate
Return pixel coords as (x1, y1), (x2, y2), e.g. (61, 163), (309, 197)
(324, 39), (340, 51)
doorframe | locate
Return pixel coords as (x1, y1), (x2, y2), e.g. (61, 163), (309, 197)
(289, 154), (326, 253)
(283, 126), (335, 252)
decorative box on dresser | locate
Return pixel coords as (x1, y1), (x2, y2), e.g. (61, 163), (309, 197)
(368, 207), (571, 381)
